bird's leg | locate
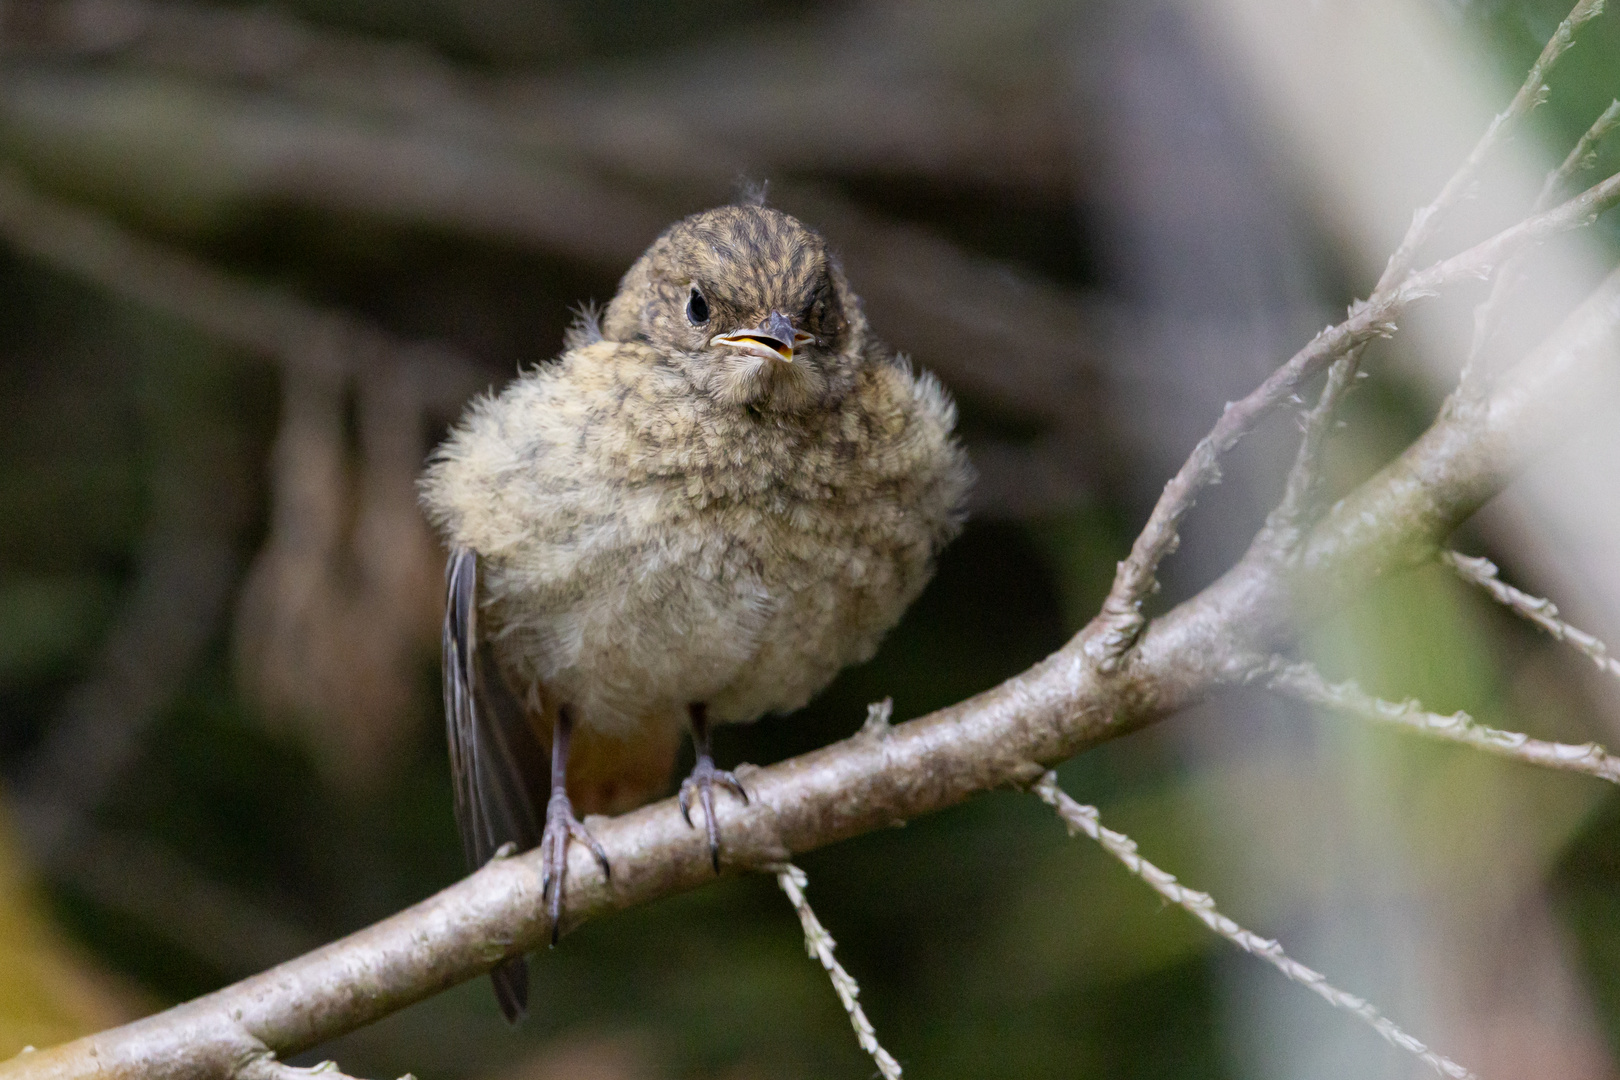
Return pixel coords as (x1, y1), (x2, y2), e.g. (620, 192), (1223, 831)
(677, 702), (749, 873)
(540, 704), (609, 945)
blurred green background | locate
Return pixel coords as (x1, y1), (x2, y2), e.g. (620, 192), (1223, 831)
(3, 0), (1620, 1077)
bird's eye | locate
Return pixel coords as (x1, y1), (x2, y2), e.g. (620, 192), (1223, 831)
(686, 287), (710, 325)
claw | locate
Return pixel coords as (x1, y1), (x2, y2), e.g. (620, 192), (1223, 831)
(540, 787), (608, 946)
(678, 782), (695, 828)
(678, 761), (749, 873)
(572, 817), (611, 878)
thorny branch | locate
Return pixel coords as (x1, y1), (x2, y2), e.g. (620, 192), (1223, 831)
(1461, 98), (1620, 391)
(1441, 550), (1620, 681)
(1033, 774), (1477, 1080)
(5, 214), (1620, 1080)
(771, 864), (902, 1080)
(1085, 161), (1620, 667)
(1254, 656), (1620, 783)
(1277, 0), (1608, 520)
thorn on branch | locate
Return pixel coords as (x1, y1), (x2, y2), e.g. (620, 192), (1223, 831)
(237, 1055), (415, 1080)
(1031, 773), (1478, 1080)
(860, 697), (895, 740)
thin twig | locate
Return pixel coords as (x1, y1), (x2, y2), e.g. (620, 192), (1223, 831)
(1261, 356), (1363, 555)
(1256, 656), (1620, 783)
(1537, 99), (1620, 212)
(771, 864), (902, 1080)
(1382, 0), (1605, 290)
(1086, 163), (1620, 667)
(1032, 773), (1477, 1080)
(1463, 99), (1620, 392)
(1441, 550), (1620, 681)
(1266, 0), (1606, 551)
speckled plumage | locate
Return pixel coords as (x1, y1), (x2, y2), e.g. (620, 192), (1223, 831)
(420, 206), (968, 1015)
(422, 205), (969, 810)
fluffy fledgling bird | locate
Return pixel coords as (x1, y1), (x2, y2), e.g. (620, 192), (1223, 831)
(419, 203), (970, 1020)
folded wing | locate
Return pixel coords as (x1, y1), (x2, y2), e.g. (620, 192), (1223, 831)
(443, 545), (546, 1022)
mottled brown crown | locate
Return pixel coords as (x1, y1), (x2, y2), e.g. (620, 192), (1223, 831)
(600, 205), (872, 412)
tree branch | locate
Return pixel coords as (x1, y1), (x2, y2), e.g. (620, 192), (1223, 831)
(237, 1058), (410, 1080)
(1380, 0), (1605, 291)
(1208, 0), (1603, 562)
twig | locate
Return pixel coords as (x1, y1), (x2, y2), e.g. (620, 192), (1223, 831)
(771, 864), (902, 1080)
(1382, 0), (1605, 290)
(1441, 550), (1620, 681)
(1086, 163), (1620, 667)
(1538, 100), (1620, 219)
(1032, 773), (1477, 1080)
(1462, 99), (1620, 392)
(1256, 656), (1620, 783)
(1261, 355), (1363, 555)
(1265, 0), (1606, 552)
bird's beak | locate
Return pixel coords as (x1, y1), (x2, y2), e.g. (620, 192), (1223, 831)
(710, 311), (816, 364)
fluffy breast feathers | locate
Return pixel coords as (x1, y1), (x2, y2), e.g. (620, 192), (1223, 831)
(419, 339), (970, 734)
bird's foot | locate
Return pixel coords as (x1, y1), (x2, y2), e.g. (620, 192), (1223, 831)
(540, 787), (609, 945)
(678, 758), (750, 873)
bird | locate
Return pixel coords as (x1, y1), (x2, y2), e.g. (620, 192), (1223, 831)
(418, 201), (971, 1021)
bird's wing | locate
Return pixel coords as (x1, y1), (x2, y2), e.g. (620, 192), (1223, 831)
(443, 545), (546, 1022)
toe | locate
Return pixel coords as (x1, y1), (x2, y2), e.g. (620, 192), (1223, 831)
(716, 771), (750, 803)
(569, 819), (612, 878)
(700, 783), (721, 873)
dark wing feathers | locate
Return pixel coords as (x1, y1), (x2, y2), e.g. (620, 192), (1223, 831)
(443, 546), (546, 1023)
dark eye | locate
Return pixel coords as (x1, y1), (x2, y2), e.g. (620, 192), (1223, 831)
(686, 287), (709, 325)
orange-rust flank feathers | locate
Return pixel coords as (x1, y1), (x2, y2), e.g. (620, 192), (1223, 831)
(420, 203), (970, 1014)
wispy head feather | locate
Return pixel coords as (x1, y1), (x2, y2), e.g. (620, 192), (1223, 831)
(735, 176), (770, 208)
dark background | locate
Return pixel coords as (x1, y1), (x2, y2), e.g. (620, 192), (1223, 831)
(3, 0), (1620, 1076)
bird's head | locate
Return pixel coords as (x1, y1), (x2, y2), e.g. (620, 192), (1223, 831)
(601, 205), (867, 412)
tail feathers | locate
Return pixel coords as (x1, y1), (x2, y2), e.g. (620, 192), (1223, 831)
(491, 956), (529, 1023)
